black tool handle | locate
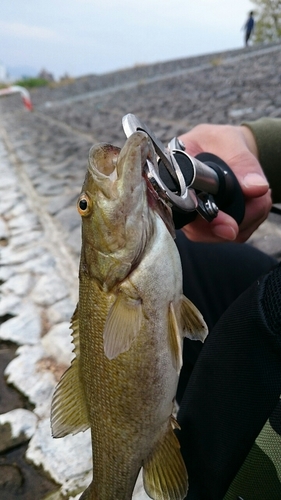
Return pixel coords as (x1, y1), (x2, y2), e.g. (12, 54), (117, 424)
(196, 152), (245, 225)
(158, 152), (245, 229)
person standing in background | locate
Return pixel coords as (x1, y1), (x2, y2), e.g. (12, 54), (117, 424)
(244, 11), (255, 46)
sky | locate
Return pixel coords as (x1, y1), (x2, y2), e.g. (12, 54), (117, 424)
(1, 0), (254, 80)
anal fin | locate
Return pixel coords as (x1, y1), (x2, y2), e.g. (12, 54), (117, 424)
(51, 305), (89, 438)
(143, 418), (188, 500)
(181, 295), (208, 342)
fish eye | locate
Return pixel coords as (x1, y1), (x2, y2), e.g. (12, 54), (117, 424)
(77, 193), (92, 216)
(79, 199), (88, 210)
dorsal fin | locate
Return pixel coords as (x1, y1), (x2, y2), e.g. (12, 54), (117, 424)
(51, 305), (90, 438)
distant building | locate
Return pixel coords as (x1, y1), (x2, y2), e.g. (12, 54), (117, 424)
(38, 69), (55, 82)
(0, 61), (8, 82)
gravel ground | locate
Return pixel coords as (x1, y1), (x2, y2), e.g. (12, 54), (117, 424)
(0, 43), (281, 499)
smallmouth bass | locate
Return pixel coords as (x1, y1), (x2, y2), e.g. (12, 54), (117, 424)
(51, 131), (208, 499)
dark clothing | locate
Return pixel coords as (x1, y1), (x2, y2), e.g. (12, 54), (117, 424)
(245, 15), (254, 45)
(246, 16), (254, 32)
(174, 231), (281, 499)
(242, 118), (281, 204)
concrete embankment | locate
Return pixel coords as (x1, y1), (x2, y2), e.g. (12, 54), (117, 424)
(0, 43), (281, 499)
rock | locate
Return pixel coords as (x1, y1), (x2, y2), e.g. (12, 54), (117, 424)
(0, 408), (37, 452)
(32, 272), (69, 307)
(46, 191), (80, 216)
(4, 344), (56, 416)
(41, 322), (74, 366)
(133, 472), (150, 499)
(7, 201), (34, 219)
(1, 245), (43, 266)
(8, 212), (40, 233)
(248, 218), (281, 259)
(66, 225), (81, 256)
(0, 464), (23, 493)
(26, 418), (92, 497)
(43, 492), (66, 500)
(0, 265), (15, 283)
(21, 252), (56, 275)
(1, 272), (34, 297)
(36, 178), (68, 196)
(0, 302), (41, 345)
(0, 217), (9, 240)
(10, 229), (42, 249)
(55, 205), (80, 232)
(47, 298), (75, 324)
(0, 294), (21, 317)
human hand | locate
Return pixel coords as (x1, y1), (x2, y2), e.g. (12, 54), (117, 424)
(178, 124), (272, 243)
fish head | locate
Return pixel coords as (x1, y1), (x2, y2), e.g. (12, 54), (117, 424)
(77, 131), (173, 291)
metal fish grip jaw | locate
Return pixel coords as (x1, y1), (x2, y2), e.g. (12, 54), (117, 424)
(122, 114), (245, 229)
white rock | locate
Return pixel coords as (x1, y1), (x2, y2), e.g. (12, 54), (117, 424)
(0, 408), (38, 441)
(41, 322), (74, 366)
(9, 213), (39, 234)
(0, 264), (15, 282)
(0, 293), (21, 316)
(6, 199), (28, 220)
(133, 471), (150, 499)
(21, 252), (56, 275)
(0, 171), (18, 190)
(0, 217), (9, 239)
(10, 229), (42, 249)
(0, 188), (20, 210)
(32, 272), (69, 307)
(1, 272), (34, 296)
(26, 418), (92, 496)
(0, 302), (41, 344)
(47, 298), (75, 325)
(4, 344), (56, 413)
(1, 245), (42, 266)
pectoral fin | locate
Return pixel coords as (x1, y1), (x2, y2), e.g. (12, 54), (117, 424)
(181, 295), (208, 342)
(168, 302), (183, 373)
(103, 292), (142, 359)
(51, 305), (90, 438)
(143, 417), (188, 500)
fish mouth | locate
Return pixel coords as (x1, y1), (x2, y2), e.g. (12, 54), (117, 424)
(88, 131), (154, 180)
(88, 131), (175, 235)
(88, 142), (121, 180)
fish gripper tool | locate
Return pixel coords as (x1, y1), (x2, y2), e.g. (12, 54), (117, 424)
(122, 113), (245, 229)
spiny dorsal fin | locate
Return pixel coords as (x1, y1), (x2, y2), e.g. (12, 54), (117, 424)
(51, 304), (90, 438)
(103, 292), (142, 360)
(181, 295), (208, 342)
(168, 302), (183, 373)
(143, 417), (188, 500)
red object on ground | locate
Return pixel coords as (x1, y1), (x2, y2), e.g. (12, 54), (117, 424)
(0, 85), (33, 110)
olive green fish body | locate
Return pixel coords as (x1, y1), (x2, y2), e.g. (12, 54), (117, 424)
(51, 132), (208, 500)
(79, 218), (181, 499)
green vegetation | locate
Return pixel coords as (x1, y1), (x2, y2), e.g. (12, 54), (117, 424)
(251, 0), (281, 43)
(14, 77), (50, 88)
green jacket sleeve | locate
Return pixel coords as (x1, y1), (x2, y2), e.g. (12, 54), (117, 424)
(242, 118), (281, 203)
